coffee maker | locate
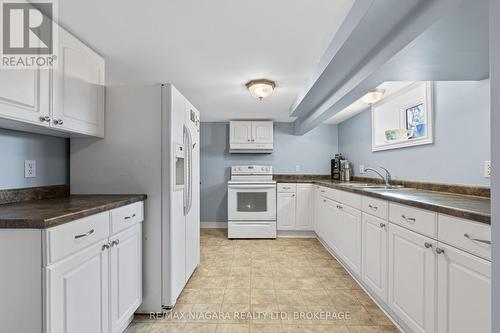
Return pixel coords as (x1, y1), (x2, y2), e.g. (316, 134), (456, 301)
(331, 153), (344, 180)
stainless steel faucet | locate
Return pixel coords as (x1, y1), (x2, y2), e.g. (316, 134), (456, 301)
(364, 167), (392, 186)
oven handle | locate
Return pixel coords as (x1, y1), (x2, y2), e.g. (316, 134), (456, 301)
(228, 184), (276, 189)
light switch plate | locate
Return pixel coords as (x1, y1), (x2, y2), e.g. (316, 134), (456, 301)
(295, 165), (301, 172)
(25, 160), (36, 178)
(484, 160), (491, 178)
(359, 165), (365, 174)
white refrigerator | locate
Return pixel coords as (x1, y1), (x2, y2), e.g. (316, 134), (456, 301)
(70, 84), (200, 312)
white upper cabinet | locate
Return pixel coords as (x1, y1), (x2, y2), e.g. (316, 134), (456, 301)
(229, 120), (252, 143)
(0, 69), (51, 126)
(388, 223), (436, 333)
(251, 121), (273, 143)
(52, 27), (105, 137)
(0, 25), (105, 137)
(437, 242), (491, 333)
(229, 120), (273, 152)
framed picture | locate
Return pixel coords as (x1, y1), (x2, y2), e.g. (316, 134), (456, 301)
(405, 103), (425, 138)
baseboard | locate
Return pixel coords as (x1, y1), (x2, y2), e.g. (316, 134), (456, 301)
(277, 230), (317, 238)
(201, 221), (228, 228)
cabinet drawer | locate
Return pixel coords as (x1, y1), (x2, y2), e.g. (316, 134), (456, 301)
(318, 186), (340, 202)
(44, 212), (110, 265)
(389, 203), (437, 238)
(277, 183), (296, 193)
(362, 196), (388, 219)
(111, 202), (144, 235)
(438, 214), (491, 261)
(339, 190), (362, 210)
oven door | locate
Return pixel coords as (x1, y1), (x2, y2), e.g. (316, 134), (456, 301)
(228, 183), (276, 221)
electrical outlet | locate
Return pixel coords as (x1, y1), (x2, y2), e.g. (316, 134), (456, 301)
(484, 160), (491, 178)
(25, 160), (36, 178)
(295, 165), (301, 172)
(359, 165), (365, 174)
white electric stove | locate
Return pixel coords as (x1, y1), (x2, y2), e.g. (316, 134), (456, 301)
(227, 165), (276, 238)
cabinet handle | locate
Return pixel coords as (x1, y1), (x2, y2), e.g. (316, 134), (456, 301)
(247, 139), (251, 142)
(464, 233), (491, 245)
(283, 187), (291, 189)
(435, 247), (445, 254)
(323, 199), (326, 203)
(53, 119), (64, 125)
(401, 214), (416, 223)
(337, 205), (343, 209)
(291, 194), (295, 197)
(379, 223), (386, 228)
(320, 190), (325, 193)
(39, 116), (50, 122)
(124, 213), (136, 220)
(424, 242), (433, 249)
(74, 229), (95, 239)
(110, 239), (120, 247)
(102, 243), (110, 251)
(368, 204), (378, 211)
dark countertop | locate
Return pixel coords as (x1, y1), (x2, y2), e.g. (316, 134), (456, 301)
(0, 194), (147, 229)
(277, 178), (490, 224)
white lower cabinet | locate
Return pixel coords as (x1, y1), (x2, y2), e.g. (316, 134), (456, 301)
(361, 213), (388, 302)
(110, 224), (142, 333)
(277, 183), (314, 231)
(437, 242), (491, 333)
(312, 186), (491, 333)
(388, 223), (436, 333)
(277, 192), (296, 230)
(337, 204), (362, 276)
(46, 241), (110, 333)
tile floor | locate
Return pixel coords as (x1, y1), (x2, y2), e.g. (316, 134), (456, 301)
(127, 228), (400, 333)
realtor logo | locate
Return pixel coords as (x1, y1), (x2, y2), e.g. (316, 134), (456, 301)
(1, 0), (58, 68)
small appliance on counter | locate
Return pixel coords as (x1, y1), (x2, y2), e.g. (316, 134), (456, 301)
(331, 153), (344, 180)
(331, 153), (351, 182)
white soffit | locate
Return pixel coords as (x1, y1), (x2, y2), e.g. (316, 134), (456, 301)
(325, 81), (415, 124)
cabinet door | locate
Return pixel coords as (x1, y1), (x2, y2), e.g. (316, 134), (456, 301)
(437, 243), (490, 333)
(110, 224), (142, 333)
(362, 213), (388, 301)
(277, 192), (296, 230)
(338, 204), (362, 276)
(388, 223), (436, 333)
(251, 121), (273, 143)
(230, 121), (252, 143)
(46, 241), (109, 333)
(322, 197), (342, 254)
(52, 27), (105, 137)
(0, 69), (50, 125)
(296, 185), (314, 230)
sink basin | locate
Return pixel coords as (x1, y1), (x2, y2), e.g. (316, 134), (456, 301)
(342, 183), (406, 190)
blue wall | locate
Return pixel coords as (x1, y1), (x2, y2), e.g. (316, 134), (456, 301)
(338, 80), (491, 186)
(0, 129), (69, 190)
(200, 122), (339, 222)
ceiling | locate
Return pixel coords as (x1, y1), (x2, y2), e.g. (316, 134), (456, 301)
(54, 0), (353, 122)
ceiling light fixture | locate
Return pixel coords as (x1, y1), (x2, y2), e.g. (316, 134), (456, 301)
(362, 88), (386, 104)
(245, 79), (276, 101)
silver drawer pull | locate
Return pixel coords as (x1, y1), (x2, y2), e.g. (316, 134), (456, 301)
(424, 242), (433, 249)
(464, 233), (491, 245)
(379, 223), (386, 228)
(124, 214), (137, 220)
(283, 187), (291, 189)
(368, 204), (378, 211)
(337, 205), (343, 209)
(401, 214), (416, 223)
(435, 247), (445, 254)
(74, 229), (95, 239)
(111, 239), (120, 247)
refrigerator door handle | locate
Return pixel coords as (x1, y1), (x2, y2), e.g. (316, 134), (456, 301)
(186, 126), (193, 215)
(183, 125), (189, 215)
